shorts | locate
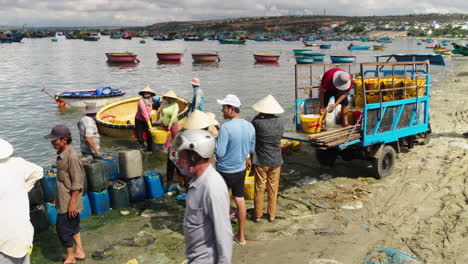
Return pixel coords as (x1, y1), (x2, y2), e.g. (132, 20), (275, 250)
(324, 90), (349, 107)
(56, 213), (81, 248)
(0, 253), (30, 264)
(219, 170), (246, 198)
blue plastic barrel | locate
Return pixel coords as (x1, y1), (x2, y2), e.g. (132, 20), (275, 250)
(45, 202), (58, 225)
(89, 189), (110, 215)
(127, 177), (146, 202)
(94, 86), (112, 95)
(144, 171), (165, 199)
(103, 154), (119, 180)
(41, 170), (57, 202)
(80, 194), (91, 219)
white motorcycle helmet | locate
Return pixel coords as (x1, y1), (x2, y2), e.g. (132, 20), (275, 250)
(171, 129), (215, 159)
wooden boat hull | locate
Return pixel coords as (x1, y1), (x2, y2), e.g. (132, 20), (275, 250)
(330, 56), (356, 63)
(254, 54), (280, 62)
(56, 90), (126, 108)
(348, 46), (371, 50)
(106, 53), (138, 62)
(96, 97), (189, 138)
(156, 53), (183, 61)
(191, 53), (219, 62)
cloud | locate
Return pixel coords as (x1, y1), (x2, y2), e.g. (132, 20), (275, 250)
(0, 0), (466, 27)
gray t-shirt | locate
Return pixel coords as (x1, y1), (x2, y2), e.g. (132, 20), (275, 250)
(251, 114), (284, 167)
(184, 165), (233, 264)
(77, 116), (100, 155)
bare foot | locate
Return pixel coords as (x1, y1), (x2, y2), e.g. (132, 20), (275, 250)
(74, 251), (86, 259)
(63, 256), (76, 264)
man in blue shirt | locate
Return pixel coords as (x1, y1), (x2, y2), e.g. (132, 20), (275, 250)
(215, 94), (255, 245)
(189, 78), (204, 112)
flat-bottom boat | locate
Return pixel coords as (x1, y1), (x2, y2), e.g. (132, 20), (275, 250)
(106, 52), (139, 62)
(254, 54), (280, 62)
(157, 52), (184, 61)
(191, 53), (219, 62)
(56, 87), (125, 108)
(330, 55), (356, 63)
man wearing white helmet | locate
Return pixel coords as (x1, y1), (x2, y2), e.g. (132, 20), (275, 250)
(0, 138), (43, 264)
(172, 129), (233, 264)
(319, 68), (353, 129)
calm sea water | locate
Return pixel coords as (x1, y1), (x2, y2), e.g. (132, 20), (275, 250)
(0, 37), (455, 167)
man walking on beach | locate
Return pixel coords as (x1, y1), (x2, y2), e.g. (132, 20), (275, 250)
(172, 129), (233, 263)
(0, 138), (43, 264)
(189, 78), (204, 112)
(251, 95), (284, 223)
(44, 125), (86, 264)
(77, 103), (102, 159)
(319, 68), (353, 130)
(215, 94), (255, 245)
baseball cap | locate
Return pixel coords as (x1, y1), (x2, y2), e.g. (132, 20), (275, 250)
(216, 94), (241, 108)
(44, 125), (72, 141)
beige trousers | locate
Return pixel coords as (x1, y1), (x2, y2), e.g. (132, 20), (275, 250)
(254, 166), (281, 219)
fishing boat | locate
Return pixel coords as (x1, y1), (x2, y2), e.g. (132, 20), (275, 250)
(293, 49), (314, 56)
(451, 43), (468, 56)
(303, 41), (318, 47)
(184, 36), (205, 41)
(375, 54), (446, 66)
(95, 96), (189, 138)
(154, 36), (175, 41)
(319, 44), (332, 49)
(348, 45), (371, 50)
(55, 87), (126, 108)
(282, 37), (301, 41)
(437, 50), (452, 55)
(303, 53), (325, 61)
(106, 52), (139, 63)
(218, 39), (246, 44)
(295, 56), (314, 64)
(254, 54), (280, 62)
(83, 35), (100, 41)
(433, 47), (446, 52)
(373, 45), (386, 50)
(417, 43), (422, 45)
(330, 55), (356, 63)
(156, 52), (184, 61)
(191, 53), (220, 62)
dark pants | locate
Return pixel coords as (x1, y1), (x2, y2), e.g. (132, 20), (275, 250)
(56, 214), (80, 248)
(219, 170), (247, 198)
(135, 118), (153, 151)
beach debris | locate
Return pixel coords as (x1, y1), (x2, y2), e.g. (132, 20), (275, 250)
(448, 141), (468, 149)
(319, 173), (333, 180)
(309, 259), (344, 264)
(341, 200), (364, 210)
(357, 177), (376, 181)
(120, 210), (130, 215)
(364, 247), (423, 264)
(141, 209), (170, 217)
(126, 259), (138, 264)
(296, 177), (318, 185)
(313, 229), (345, 236)
(314, 185), (369, 207)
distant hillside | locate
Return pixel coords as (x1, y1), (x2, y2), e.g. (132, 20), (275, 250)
(124, 13), (468, 33)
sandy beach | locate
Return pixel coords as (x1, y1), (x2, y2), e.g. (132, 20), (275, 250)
(31, 57), (468, 264)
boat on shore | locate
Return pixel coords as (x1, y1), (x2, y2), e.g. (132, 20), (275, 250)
(319, 44), (332, 49)
(254, 54), (280, 62)
(106, 52), (139, 63)
(293, 49), (314, 56)
(56, 87), (125, 108)
(330, 55), (356, 63)
(303, 53), (325, 61)
(303, 41), (318, 47)
(191, 53), (219, 62)
(375, 54), (446, 66)
(451, 43), (468, 56)
(348, 45), (371, 50)
(218, 39), (246, 44)
(373, 45), (386, 50)
(95, 96), (189, 138)
(156, 52), (184, 61)
(295, 56), (314, 64)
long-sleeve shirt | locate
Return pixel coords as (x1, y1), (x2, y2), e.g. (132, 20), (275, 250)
(0, 157), (43, 258)
(215, 118), (255, 173)
(251, 114), (284, 167)
(190, 87), (204, 112)
(184, 165), (232, 264)
(135, 98), (153, 122)
(161, 101), (179, 127)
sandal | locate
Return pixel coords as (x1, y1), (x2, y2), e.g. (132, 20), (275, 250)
(233, 236), (246, 245)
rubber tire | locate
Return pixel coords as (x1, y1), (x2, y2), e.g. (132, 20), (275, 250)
(316, 149), (338, 167)
(371, 145), (396, 179)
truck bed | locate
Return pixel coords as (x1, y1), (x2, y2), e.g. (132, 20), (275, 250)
(283, 125), (362, 149)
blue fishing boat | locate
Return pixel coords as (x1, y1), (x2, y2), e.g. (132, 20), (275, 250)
(303, 53), (326, 61)
(282, 37), (301, 41)
(184, 36), (205, 41)
(330, 55), (356, 63)
(319, 44), (332, 49)
(417, 43), (423, 45)
(376, 39), (392, 43)
(219, 39), (246, 44)
(375, 54), (446, 66)
(295, 56), (314, 64)
(83, 36), (100, 41)
(348, 45), (371, 50)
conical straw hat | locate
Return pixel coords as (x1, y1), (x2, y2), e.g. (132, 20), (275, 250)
(183, 110), (212, 130)
(252, 95), (284, 114)
(206, 112), (220, 126)
(138, 86), (156, 96)
(162, 90), (178, 99)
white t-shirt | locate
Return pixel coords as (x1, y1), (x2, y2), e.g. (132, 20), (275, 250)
(0, 157), (43, 258)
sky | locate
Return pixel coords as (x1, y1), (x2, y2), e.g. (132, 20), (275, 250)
(0, 0), (467, 27)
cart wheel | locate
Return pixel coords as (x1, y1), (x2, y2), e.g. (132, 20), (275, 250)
(420, 131), (431, 145)
(372, 145), (396, 178)
(316, 149), (338, 167)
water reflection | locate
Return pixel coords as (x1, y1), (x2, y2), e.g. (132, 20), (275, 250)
(254, 61), (280, 67)
(106, 61), (139, 68)
(192, 61), (219, 68)
(157, 60), (182, 65)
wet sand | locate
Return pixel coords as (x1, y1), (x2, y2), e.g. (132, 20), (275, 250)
(31, 57), (468, 264)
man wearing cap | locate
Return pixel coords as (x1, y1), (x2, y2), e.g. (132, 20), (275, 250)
(135, 86), (156, 152)
(44, 125), (86, 264)
(189, 78), (204, 113)
(250, 95), (284, 223)
(215, 94), (255, 245)
(77, 103), (102, 159)
(319, 68), (353, 129)
(0, 138), (43, 264)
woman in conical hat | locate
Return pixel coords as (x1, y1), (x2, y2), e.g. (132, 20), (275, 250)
(161, 90), (180, 151)
(250, 95), (284, 223)
(135, 86), (156, 152)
